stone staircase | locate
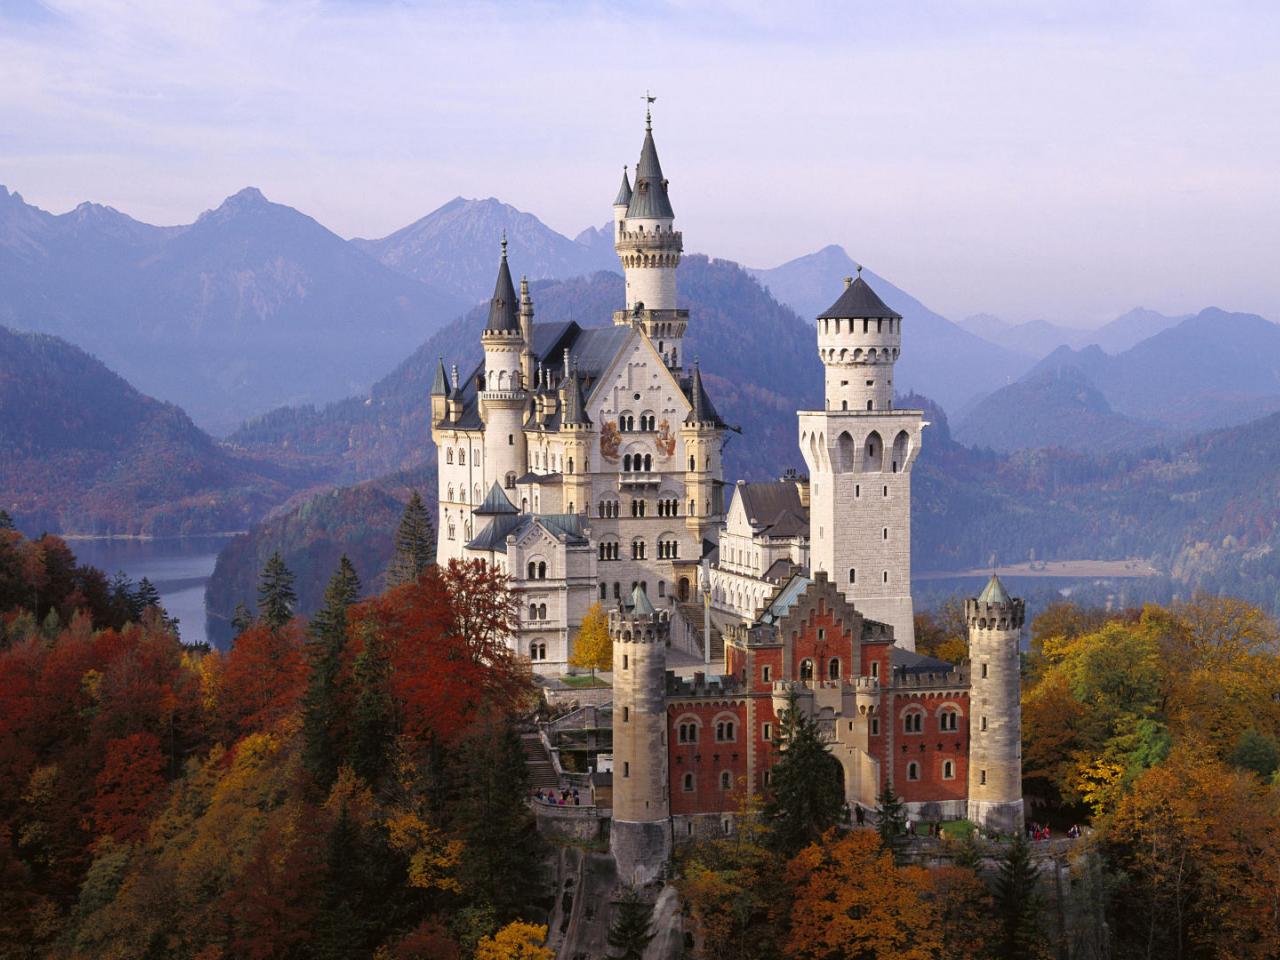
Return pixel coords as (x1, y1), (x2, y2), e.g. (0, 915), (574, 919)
(521, 731), (560, 791)
(677, 601), (724, 663)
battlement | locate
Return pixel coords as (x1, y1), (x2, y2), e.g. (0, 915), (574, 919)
(666, 671), (741, 698)
(609, 607), (670, 644)
(616, 227), (683, 245)
(889, 665), (970, 690)
(966, 598), (1026, 630)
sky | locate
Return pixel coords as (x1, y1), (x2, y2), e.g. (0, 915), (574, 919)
(1, 0), (1278, 327)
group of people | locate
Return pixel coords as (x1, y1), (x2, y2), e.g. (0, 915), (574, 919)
(1026, 821), (1053, 842)
(534, 787), (581, 806)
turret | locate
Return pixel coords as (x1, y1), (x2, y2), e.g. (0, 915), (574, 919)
(519, 276), (535, 391)
(430, 356), (448, 424)
(613, 108), (687, 371)
(681, 362), (725, 543)
(966, 575), (1026, 835)
(479, 240), (529, 490)
(559, 361), (593, 516)
(609, 586), (671, 885)
(816, 266), (902, 413)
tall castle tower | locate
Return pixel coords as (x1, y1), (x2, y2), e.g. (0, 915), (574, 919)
(966, 575), (1026, 834)
(479, 240), (529, 488)
(613, 108), (687, 372)
(609, 586), (671, 885)
(797, 269), (924, 648)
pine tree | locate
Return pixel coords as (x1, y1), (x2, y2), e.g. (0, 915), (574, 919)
(349, 625), (394, 786)
(304, 557), (361, 789)
(0, 508), (14, 530)
(231, 602), (253, 638)
(607, 888), (655, 960)
(257, 552), (297, 629)
(763, 692), (844, 856)
(992, 832), (1046, 959)
(314, 804), (367, 960)
(568, 601), (611, 680)
(875, 782), (908, 861)
(134, 577), (162, 610)
(386, 491), (435, 587)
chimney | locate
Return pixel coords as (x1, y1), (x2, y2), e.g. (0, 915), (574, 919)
(843, 276), (853, 289)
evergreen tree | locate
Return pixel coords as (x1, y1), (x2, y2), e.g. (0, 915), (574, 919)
(991, 832), (1046, 959)
(763, 693), (844, 856)
(349, 626), (394, 786)
(109, 571), (141, 624)
(386, 491), (435, 587)
(230, 602), (253, 638)
(875, 782), (908, 860)
(257, 552), (297, 629)
(0, 508), (14, 530)
(607, 888), (655, 960)
(313, 804), (367, 960)
(134, 577), (162, 610)
(451, 712), (542, 920)
(303, 557), (361, 789)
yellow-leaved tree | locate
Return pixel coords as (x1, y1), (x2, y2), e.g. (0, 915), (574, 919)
(474, 921), (554, 960)
(569, 602), (612, 680)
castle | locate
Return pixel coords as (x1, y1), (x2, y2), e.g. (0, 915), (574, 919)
(432, 109), (1025, 884)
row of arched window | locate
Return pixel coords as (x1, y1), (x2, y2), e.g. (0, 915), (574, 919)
(526, 561), (547, 579)
(598, 500), (621, 518)
(599, 542), (620, 561)
(446, 483), (483, 504)
(904, 759), (956, 781)
(657, 539), (679, 559)
(681, 771), (734, 792)
(529, 642), (548, 661)
(527, 603), (548, 621)
(901, 706), (962, 735)
(657, 498), (679, 517)
(675, 718), (736, 743)
(623, 453), (653, 472)
(444, 446), (478, 466)
(798, 658), (844, 681)
(598, 580), (665, 600)
(618, 413), (657, 432)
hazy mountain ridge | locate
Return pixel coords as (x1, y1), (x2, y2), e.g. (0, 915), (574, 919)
(353, 196), (619, 303)
(0, 185), (469, 433)
(958, 307), (1189, 358)
(749, 244), (1035, 412)
(0, 325), (312, 536)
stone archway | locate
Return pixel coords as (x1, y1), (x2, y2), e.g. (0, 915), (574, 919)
(678, 577), (690, 602)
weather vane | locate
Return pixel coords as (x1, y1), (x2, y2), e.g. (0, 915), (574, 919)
(642, 90), (656, 128)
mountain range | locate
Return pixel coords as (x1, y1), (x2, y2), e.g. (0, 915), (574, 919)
(956, 309), (1280, 451)
(958, 307), (1189, 359)
(0, 324), (307, 535)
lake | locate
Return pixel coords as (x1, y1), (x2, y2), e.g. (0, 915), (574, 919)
(67, 535), (235, 649)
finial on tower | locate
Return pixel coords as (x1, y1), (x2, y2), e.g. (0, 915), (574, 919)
(642, 90), (656, 130)
(856, 263), (863, 276)
(500, 232), (508, 259)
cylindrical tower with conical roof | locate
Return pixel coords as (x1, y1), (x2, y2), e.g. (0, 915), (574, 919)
(609, 585), (671, 885)
(966, 575), (1026, 835)
(480, 240), (528, 491)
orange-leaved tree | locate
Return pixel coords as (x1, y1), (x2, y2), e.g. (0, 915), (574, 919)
(785, 829), (942, 960)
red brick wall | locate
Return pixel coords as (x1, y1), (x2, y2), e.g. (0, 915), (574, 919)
(668, 700), (750, 815)
(783, 603), (858, 681)
(883, 691), (970, 805)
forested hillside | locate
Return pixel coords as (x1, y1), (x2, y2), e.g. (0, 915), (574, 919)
(230, 255), (820, 485)
(0, 326), (310, 536)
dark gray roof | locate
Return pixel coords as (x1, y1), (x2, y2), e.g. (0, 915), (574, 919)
(430, 357), (448, 396)
(614, 167), (632, 207)
(979, 574), (1011, 604)
(515, 471), (563, 484)
(629, 583), (656, 616)
(464, 512), (589, 555)
(738, 481), (803, 526)
(485, 247), (520, 334)
(474, 481), (518, 516)
(465, 514), (523, 552)
(684, 364), (724, 427)
(891, 647), (956, 675)
(817, 274), (901, 321)
(764, 557), (802, 582)
(626, 124), (675, 220)
(561, 368), (592, 426)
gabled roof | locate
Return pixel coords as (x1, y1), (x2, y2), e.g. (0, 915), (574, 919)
(891, 647), (956, 676)
(817, 273), (901, 321)
(485, 245), (520, 334)
(757, 573), (813, 625)
(474, 481), (518, 516)
(465, 514), (522, 552)
(978, 574), (1011, 604)
(463, 512), (588, 555)
(626, 121), (675, 220)
(684, 363), (724, 427)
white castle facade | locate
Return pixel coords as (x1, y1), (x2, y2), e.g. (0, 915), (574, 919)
(431, 111), (927, 670)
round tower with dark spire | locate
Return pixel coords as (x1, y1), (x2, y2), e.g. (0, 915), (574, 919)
(480, 239), (529, 490)
(612, 106), (688, 371)
(681, 361), (725, 545)
(966, 575), (1026, 835)
(609, 585), (671, 885)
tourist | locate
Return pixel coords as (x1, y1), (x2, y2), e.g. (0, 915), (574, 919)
(854, 803), (865, 826)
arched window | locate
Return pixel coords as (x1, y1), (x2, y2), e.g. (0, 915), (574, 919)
(458, 448), (466, 465)
(907, 762), (920, 781)
(848, 568), (856, 584)
(644, 454), (652, 471)
(529, 641), (540, 659)
(623, 454), (632, 471)
(828, 658), (841, 680)
(505, 472), (516, 489)
(538, 643), (546, 660)
(903, 711), (923, 734)
(599, 583), (607, 600)
(943, 760), (955, 780)
(528, 603), (537, 620)
(720, 771), (731, 791)
(567, 457), (574, 474)
(940, 709), (959, 732)
(689, 455), (695, 471)
(799, 659), (814, 681)
(446, 449), (454, 464)
(683, 772), (695, 791)
(538, 561), (547, 579)
(527, 561), (536, 579)
(538, 603), (547, 620)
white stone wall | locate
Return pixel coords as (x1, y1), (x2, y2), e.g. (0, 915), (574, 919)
(435, 428), (487, 563)
(816, 315), (902, 413)
(966, 603), (1025, 833)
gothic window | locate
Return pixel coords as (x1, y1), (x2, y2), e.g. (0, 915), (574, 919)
(447, 523), (456, 541)
(940, 709), (959, 732)
(473, 484), (481, 504)
(715, 720), (735, 742)
(567, 457), (574, 474)
(799, 659), (814, 681)
(529, 641), (539, 659)
(447, 484), (454, 501)
(907, 762), (920, 781)
(828, 658), (841, 680)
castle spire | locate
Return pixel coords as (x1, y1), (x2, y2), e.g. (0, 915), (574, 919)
(614, 165), (633, 207)
(628, 108), (674, 220)
(485, 239), (519, 334)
